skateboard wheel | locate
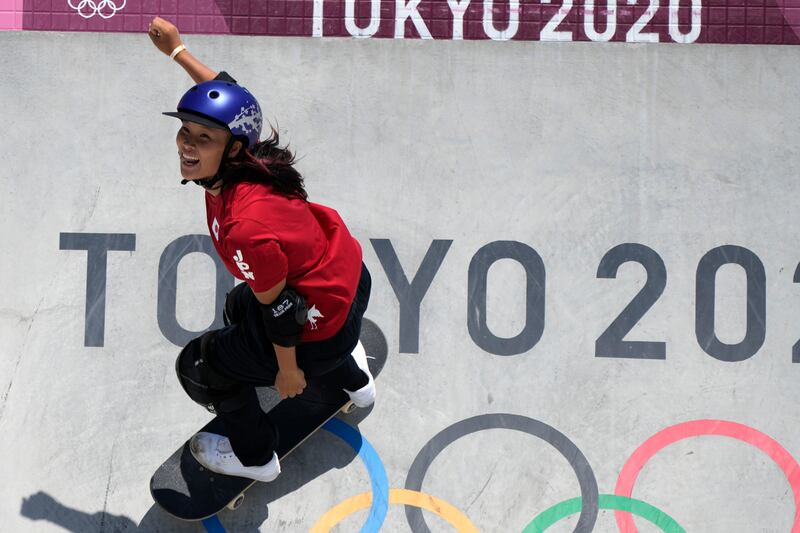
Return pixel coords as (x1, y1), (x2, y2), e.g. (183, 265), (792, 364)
(227, 493), (245, 511)
(341, 402), (357, 414)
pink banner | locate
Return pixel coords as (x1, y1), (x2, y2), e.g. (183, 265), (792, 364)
(0, 0), (23, 30)
(6, 0), (800, 44)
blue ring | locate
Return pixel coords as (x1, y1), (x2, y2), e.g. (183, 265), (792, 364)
(200, 418), (388, 533)
(323, 417), (389, 532)
(202, 515), (227, 532)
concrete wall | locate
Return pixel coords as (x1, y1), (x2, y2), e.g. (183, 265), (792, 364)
(2, 31), (800, 532)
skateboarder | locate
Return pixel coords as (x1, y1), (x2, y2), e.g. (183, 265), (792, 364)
(148, 17), (376, 484)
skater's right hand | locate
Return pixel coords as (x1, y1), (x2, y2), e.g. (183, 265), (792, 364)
(148, 16), (183, 57)
(276, 367), (306, 399)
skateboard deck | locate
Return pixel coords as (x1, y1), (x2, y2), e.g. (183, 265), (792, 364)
(150, 384), (352, 520)
(150, 322), (386, 522)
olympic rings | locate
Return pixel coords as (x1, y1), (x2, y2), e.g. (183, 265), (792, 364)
(201, 416), (798, 532)
(523, 494), (686, 532)
(310, 489), (479, 532)
(404, 413), (599, 533)
(614, 419), (800, 532)
(67, 0), (126, 19)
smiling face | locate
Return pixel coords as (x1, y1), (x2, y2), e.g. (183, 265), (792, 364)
(175, 120), (242, 184)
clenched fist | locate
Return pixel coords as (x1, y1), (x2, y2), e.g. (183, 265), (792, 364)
(148, 16), (183, 57)
(275, 367), (307, 399)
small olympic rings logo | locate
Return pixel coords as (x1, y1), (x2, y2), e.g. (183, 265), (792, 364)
(67, 0), (126, 19)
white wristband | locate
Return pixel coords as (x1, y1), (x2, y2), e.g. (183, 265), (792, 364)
(169, 44), (187, 60)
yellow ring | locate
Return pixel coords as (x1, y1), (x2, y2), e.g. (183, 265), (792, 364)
(310, 488), (479, 532)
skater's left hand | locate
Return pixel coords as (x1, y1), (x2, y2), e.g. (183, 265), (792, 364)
(276, 367), (306, 399)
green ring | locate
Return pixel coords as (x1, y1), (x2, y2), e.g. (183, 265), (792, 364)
(523, 494), (686, 533)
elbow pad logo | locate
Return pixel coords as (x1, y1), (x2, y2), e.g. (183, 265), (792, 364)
(272, 298), (292, 317)
(233, 250), (255, 280)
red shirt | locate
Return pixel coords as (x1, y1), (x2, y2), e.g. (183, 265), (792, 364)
(205, 182), (363, 342)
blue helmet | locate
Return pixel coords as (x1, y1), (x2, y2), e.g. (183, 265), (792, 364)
(163, 80), (262, 149)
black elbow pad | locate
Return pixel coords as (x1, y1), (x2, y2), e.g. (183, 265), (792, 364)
(260, 287), (308, 347)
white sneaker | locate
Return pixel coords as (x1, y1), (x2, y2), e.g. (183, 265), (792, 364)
(189, 432), (281, 482)
(344, 341), (376, 408)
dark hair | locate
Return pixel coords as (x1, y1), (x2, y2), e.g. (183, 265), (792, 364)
(220, 125), (307, 201)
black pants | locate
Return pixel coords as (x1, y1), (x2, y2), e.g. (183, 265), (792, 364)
(201, 263), (371, 466)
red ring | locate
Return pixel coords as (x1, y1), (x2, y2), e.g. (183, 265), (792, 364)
(615, 419), (800, 532)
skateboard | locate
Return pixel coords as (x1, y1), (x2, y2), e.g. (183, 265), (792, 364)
(150, 323), (386, 522)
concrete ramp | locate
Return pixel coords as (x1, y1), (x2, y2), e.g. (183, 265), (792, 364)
(2, 31), (800, 532)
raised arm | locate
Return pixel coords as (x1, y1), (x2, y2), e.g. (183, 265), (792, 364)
(148, 17), (218, 84)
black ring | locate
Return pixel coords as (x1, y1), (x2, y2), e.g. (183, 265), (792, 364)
(403, 413), (599, 532)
